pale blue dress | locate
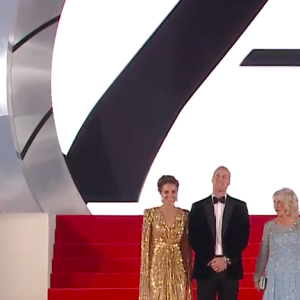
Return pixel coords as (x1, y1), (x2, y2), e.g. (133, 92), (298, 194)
(253, 219), (300, 300)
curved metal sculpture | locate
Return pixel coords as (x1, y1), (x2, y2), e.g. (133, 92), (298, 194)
(0, 0), (89, 214)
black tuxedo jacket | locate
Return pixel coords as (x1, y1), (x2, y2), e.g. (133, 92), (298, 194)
(188, 195), (250, 280)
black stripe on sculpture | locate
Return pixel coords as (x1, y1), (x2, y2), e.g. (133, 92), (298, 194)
(20, 108), (53, 159)
(66, 0), (269, 203)
(241, 49), (300, 66)
(13, 16), (60, 52)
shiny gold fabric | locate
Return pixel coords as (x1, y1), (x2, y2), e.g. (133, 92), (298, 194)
(139, 207), (192, 300)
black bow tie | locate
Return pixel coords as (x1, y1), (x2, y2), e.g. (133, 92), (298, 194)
(213, 196), (225, 204)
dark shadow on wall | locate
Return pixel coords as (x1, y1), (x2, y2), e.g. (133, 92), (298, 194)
(64, 0), (268, 203)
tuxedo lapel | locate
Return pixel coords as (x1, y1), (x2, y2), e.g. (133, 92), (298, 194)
(222, 195), (235, 237)
(203, 198), (215, 238)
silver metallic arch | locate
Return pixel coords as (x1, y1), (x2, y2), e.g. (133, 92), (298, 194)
(0, 0), (90, 214)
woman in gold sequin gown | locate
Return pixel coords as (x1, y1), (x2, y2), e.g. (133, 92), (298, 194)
(139, 175), (192, 300)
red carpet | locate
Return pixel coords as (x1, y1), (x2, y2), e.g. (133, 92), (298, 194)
(48, 215), (273, 299)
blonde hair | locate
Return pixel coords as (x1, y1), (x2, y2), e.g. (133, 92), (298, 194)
(273, 188), (299, 217)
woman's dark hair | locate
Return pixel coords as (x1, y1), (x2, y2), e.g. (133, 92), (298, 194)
(157, 175), (179, 192)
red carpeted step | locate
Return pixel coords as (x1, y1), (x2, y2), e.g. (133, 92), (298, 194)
(54, 243), (141, 258)
(49, 215), (270, 300)
(52, 257), (256, 273)
(51, 273), (140, 288)
(48, 287), (263, 300)
(55, 228), (142, 244)
(51, 272), (255, 288)
(53, 242), (260, 258)
(52, 258), (140, 273)
(56, 215), (274, 229)
(54, 228), (263, 244)
(56, 215), (143, 229)
(244, 243), (259, 257)
(249, 234), (262, 243)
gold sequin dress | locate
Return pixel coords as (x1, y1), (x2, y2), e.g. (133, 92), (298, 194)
(139, 207), (192, 300)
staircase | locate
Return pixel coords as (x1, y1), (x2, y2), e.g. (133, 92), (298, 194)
(48, 215), (271, 299)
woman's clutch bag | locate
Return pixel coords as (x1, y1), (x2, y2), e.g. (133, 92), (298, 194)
(259, 276), (267, 290)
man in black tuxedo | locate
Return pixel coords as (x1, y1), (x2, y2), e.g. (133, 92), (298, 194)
(188, 166), (250, 300)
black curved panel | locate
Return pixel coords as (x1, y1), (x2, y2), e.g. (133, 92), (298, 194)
(66, 0), (269, 203)
(241, 49), (300, 66)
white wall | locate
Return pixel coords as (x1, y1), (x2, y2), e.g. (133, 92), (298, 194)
(0, 213), (56, 300)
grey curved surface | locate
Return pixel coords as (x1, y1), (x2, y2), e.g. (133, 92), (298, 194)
(24, 115), (89, 214)
(11, 23), (57, 152)
(0, 0), (42, 212)
(0, 0), (90, 214)
(13, 0), (63, 46)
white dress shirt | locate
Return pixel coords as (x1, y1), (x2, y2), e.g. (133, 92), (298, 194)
(212, 194), (226, 256)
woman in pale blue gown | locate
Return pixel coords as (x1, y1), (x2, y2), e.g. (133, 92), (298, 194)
(253, 188), (300, 300)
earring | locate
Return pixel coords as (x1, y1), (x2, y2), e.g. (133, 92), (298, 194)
(286, 210), (290, 215)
